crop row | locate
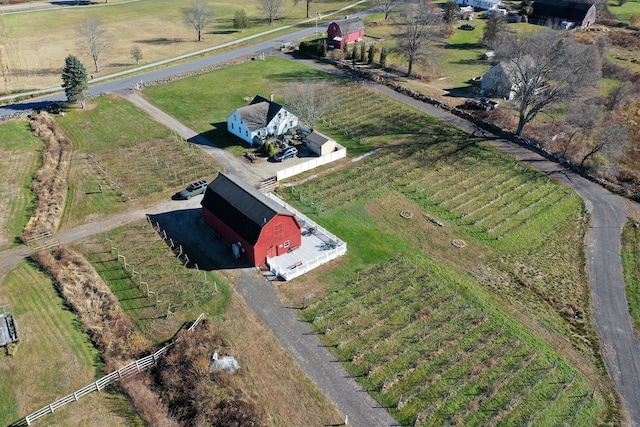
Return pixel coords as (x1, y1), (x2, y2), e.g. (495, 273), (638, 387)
(303, 257), (597, 426)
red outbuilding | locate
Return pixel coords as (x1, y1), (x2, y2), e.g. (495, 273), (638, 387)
(201, 173), (302, 267)
(327, 17), (365, 50)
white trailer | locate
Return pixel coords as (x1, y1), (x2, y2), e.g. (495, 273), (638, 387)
(456, 0), (502, 11)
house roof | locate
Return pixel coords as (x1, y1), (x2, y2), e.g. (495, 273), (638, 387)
(236, 95), (284, 131)
(531, 0), (594, 22)
(306, 130), (333, 148)
(333, 17), (365, 35)
(201, 173), (297, 245)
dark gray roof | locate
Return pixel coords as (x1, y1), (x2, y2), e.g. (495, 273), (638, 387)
(531, 0), (594, 22)
(306, 130), (331, 147)
(334, 17), (365, 35)
(201, 173), (295, 245)
(236, 95), (284, 131)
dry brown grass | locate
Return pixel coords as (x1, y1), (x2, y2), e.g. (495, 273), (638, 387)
(22, 112), (73, 242)
(32, 245), (150, 366)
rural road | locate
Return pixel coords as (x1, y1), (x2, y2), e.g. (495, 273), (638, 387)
(2, 14), (640, 426)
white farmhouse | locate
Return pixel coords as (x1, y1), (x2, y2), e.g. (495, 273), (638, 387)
(480, 56), (535, 100)
(227, 95), (299, 146)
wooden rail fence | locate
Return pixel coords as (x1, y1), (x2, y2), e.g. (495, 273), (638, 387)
(11, 313), (205, 426)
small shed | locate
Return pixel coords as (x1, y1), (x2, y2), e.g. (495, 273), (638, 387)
(327, 17), (365, 50)
(530, 0), (596, 28)
(305, 130), (336, 156)
(201, 173), (302, 266)
(0, 305), (18, 347)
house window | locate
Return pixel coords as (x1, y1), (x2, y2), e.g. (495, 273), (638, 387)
(273, 223), (283, 236)
(245, 131), (249, 136)
(231, 124), (234, 129)
(284, 240), (290, 248)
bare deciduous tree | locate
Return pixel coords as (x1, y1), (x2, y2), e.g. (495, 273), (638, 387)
(378, 0), (400, 20)
(257, 0), (286, 24)
(482, 14), (508, 48)
(604, 81), (632, 111)
(495, 30), (601, 135)
(580, 119), (629, 169)
(293, 0), (312, 18)
(183, 1), (215, 42)
(285, 80), (337, 129)
(559, 103), (601, 159)
(393, 0), (444, 77)
(77, 17), (112, 73)
(130, 45), (143, 65)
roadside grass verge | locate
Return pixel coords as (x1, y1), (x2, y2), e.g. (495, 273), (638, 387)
(79, 219), (230, 344)
(56, 95), (219, 226)
(0, 261), (141, 426)
(621, 219), (640, 334)
(142, 56), (336, 156)
(0, 120), (41, 249)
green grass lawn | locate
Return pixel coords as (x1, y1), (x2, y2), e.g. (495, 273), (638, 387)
(608, 0), (640, 21)
(621, 220), (640, 334)
(0, 120), (41, 249)
(0, 261), (142, 426)
(56, 96), (220, 226)
(143, 56), (338, 156)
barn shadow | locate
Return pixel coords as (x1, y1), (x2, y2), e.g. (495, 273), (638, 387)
(147, 208), (252, 272)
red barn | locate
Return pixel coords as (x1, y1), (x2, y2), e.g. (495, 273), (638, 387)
(327, 17), (365, 50)
(201, 173), (301, 267)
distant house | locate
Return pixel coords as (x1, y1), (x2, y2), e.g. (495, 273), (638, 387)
(327, 17), (365, 50)
(201, 173), (302, 267)
(456, 0), (502, 11)
(481, 56), (535, 100)
(227, 95), (299, 146)
(530, 0), (596, 29)
(305, 130), (336, 156)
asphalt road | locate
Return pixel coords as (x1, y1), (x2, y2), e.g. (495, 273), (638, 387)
(2, 15), (640, 426)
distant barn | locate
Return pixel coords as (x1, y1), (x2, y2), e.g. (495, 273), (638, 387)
(201, 173), (302, 267)
(530, 0), (596, 28)
(327, 17), (365, 50)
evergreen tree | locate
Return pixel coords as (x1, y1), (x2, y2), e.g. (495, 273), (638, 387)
(380, 47), (387, 67)
(61, 55), (88, 104)
(368, 45), (376, 65)
(359, 42), (366, 63)
(233, 9), (249, 30)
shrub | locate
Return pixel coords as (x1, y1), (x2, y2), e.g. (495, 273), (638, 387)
(22, 112), (73, 242)
(233, 9), (249, 30)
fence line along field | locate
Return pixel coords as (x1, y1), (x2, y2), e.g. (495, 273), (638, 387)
(81, 219), (229, 343)
(56, 95), (219, 225)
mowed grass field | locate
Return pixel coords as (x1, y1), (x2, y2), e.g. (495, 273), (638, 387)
(0, 0), (356, 94)
(0, 120), (41, 249)
(142, 56), (336, 155)
(56, 95), (220, 227)
(0, 262), (142, 426)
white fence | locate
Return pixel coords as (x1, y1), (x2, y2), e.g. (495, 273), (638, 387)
(276, 144), (346, 181)
(264, 194), (347, 281)
(17, 313), (205, 426)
